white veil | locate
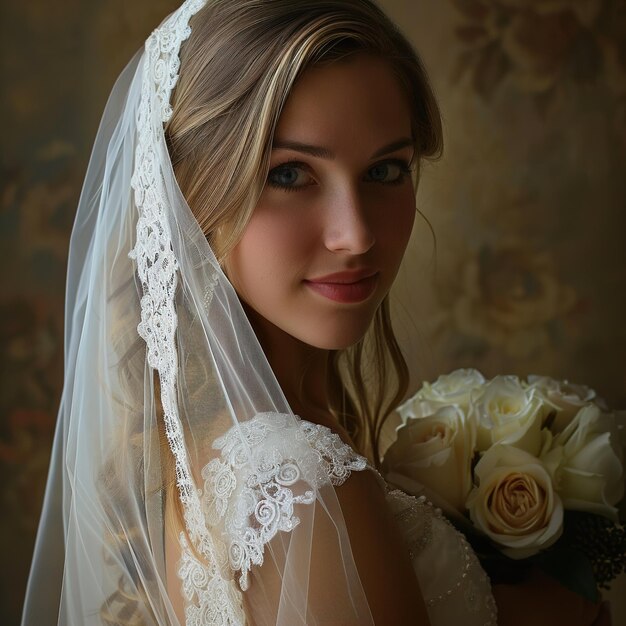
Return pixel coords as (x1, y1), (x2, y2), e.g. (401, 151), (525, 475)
(20, 1), (383, 624)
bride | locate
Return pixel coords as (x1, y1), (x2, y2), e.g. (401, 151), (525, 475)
(21, 1), (607, 624)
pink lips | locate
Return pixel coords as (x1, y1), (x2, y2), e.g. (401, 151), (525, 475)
(303, 269), (379, 303)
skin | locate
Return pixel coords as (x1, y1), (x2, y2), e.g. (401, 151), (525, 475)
(165, 53), (429, 626)
(221, 53), (431, 625)
(165, 52), (610, 626)
(221, 53), (609, 626)
(224, 53), (417, 424)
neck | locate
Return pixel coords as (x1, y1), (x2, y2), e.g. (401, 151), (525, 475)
(241, 302), (333, 419)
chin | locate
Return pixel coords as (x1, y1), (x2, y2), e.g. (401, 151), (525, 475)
(295, 320), (372, 351)
(241, 297), (375, 352)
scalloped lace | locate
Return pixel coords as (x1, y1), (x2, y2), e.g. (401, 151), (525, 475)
(127, 0), (242, 623)
(177, 414), (497, 626)
(128, 4), (496, 622)
(175, 412), (368, 624)
(200, 412), (367, 591)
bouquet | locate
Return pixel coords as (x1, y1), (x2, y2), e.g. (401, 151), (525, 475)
(382, 369), (626, 601)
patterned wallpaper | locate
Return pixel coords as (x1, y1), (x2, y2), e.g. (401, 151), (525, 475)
(386, 0), (626, 618)
(1, 0), (624, 623)
(387, 0), (626, 403)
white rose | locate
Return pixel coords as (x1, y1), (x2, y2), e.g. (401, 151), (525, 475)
(546, 404), (624, 520)
(382, 405), (476, 514)
(472, 375), (548, 455)
(525, 374), (600, 432)
(466, 444), (563, 559)
(397, 368), (486, 423)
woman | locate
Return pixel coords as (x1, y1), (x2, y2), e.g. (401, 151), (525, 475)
(20, 1), (604, 625)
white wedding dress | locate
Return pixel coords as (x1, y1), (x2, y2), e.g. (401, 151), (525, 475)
(177, 412), (498, 625)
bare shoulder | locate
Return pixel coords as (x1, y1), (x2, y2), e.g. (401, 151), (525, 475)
(333, 466), (431, 624)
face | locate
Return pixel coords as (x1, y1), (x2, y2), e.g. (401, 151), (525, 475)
(225, 54), (416, 351)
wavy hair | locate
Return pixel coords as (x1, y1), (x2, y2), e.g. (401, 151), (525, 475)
(166, 0), (442, 465)
(102, 0), (442, 622)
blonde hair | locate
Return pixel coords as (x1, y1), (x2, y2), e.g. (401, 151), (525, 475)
(102, 1), (442, 622)
(166, 0), (442, 465)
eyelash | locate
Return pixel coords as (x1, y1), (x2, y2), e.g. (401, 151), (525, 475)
(266, 160), (314, 193)
(266, 158), (414, 192)
(371, 159), (414, 185)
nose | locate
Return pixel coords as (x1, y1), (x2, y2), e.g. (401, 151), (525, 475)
(323, 187), (375, 254)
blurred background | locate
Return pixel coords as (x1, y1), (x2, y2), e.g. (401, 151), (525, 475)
(1, 0), (625, 623)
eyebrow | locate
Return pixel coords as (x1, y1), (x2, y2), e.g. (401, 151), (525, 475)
(272, 137), (414, 159)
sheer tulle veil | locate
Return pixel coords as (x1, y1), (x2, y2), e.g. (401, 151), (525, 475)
(20, 1), (443, 624)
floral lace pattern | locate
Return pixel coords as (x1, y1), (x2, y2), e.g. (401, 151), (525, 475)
(201, 412), (367, 590)
(178, 534), (245, 626)
(126, 0), (246, 623)
(130, 0), (210, 511)
(177, 413), (498, 625)
(125, 0), (498, 623)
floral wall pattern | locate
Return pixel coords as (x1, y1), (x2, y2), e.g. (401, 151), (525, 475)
(387, 0), (626, 404)
(1, 0), (624, 623)
(385, 0), (626, 616)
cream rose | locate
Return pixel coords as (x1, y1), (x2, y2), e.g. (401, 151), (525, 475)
(547, 404), (624, 520)
(382, 405), (476, 514)
(396, 368), (486, 423)
(466, 444), (563, 559)
(525, 374), (600, 432)
(472, 375), (548, 455)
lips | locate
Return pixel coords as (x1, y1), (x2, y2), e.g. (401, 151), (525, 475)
(303, 268), (379, 303)
(306, 268), (378, 283)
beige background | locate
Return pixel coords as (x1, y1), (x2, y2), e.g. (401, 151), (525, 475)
(385, 0), (626, 621)
(1, 0), (624, 623)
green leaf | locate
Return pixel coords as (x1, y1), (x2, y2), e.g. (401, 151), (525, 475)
(535, 545), (599, 604)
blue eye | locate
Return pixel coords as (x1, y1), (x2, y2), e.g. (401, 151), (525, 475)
(367, 160), (412, 184)
(267, 162), (312, 190)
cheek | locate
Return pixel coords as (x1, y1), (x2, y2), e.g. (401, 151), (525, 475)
(225, 206), (312, 300)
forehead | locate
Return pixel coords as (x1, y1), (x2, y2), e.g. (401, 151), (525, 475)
(275, 54), (413, 148)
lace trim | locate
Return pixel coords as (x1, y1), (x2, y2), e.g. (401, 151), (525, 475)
(130, 0), (211, 519)
(298, 418), (369, 485)
(178, 534), (246, 626)
(202, 412), (368, 591)
(127, 1), (244, 624)
(130, 0), (212, 541)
